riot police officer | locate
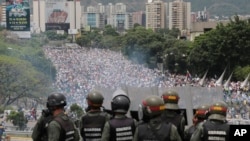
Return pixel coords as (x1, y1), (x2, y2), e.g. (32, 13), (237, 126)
(133, 95), (182, 141)
(102, 89), (137, 141)
(190, 101), (230, 141)
(32, 92), (80, 141)
(79, 90), (111, 141)
(184, 104), (209, 141)
(161, 90), (186, 140)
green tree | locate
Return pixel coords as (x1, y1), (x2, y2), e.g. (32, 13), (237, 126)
(0, 31), (56, 82)
(163, 40), (191, 74)
(70, 103), (84, 119)
(7, 110), (28, 130)
(76, 35), (91, 47)
(45, 30), (68, 40)
(234, 65), (250, 80)
(103, 25), (119, 36)
(87, 28), (103, 47)
(99, 35), (119, 49)
(188, 16), (250, 78)
(121, 26), (165, 66)
(0, 55), (52, 106)
(155, 28), (180, 38)
(0, 31), (56, 107)
(69, 103), (84, 128)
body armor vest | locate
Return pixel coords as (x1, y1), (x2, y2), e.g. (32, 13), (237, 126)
(138, 122), (171, 141)
(53, 115), (75, 141)
(162, 112), (183, 137)
(40, 115), (53, 141)
(109, 117), (135, 141)
(202, 120), (229, 141)
(184, 125), (196, 141)
(81, 113), (107, 141)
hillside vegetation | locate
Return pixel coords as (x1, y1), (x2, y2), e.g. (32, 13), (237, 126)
(1, 0), (247, 17)
(81, 0), (250, 16)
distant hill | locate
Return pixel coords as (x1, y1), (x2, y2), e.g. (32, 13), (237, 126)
(0, 0), (248, 16)
(81, 0), (250, 16)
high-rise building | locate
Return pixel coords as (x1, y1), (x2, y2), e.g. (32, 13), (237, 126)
(131, 11), (146, 27)
(107, 3), (131, 32)
(82, 3), (105, 29)
(33, 0), (81, 33)
(0, 2), (6, 27)
(191, 7), (209, 23)
(169, 0), (191, 34)
(82, 3), (131, 32)
(145, 0), (167, 31)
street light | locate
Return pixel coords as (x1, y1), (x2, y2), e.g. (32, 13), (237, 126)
(162, 54), (169, 74)
(174, 62), (179, 73)
(156, 54), (164, 73)
(166, 52), (176, 73)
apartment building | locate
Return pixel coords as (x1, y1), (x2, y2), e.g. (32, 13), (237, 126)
(82, 3), (131, 32)
(82, 4), (105, 29)
(131, 11), (146, 27)
(145, 0), (167, 31)
(107, 3), (131, 31)
(0, 2), (6, 27)
(169, 0), (191, 34)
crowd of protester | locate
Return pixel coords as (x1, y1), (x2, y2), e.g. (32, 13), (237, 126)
(43, 45), (250, 120)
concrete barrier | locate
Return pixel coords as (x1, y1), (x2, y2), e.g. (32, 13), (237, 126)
(3, 131), (32, 138)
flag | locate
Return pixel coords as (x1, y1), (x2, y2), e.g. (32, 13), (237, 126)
(240, 73), (250, 89)
(199, 70), (208, 86)
(215, 68), (226, 86)
(223, 72), (233, 89)
(185, 70), (192, 81)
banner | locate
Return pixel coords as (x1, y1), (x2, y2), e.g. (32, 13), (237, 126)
(45, 1), (70, 32)
(6, 0), (30, 38)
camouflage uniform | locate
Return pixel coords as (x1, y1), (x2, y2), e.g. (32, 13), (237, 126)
(101, 114), (137, 141)
(101, 89), (136, 141)
(133, 95), (182, 141)
(133, 116), (182, 141)
(32, 93), (80, 141)
(47, 112), (80, 141)
(32, 114), (52, 141)
(161, 90), (186, 140)
(79, 109), (110, 140)
(79, 90), (111, 141)
(190, 101), (230, 141)
(184, 104), (210, 141)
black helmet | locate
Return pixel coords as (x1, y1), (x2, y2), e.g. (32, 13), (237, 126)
(111, 95), (130, 114)
(208, 101), (228, 121)
(111, 89), (130, 114)
(161, 90), (180, 110)
(140, 95), (165, 118)
(46, 93), (67, 108)
(195, 104), (210, 119)
(86, 90), (104, 107)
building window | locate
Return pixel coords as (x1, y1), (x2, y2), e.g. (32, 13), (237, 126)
(87, 13), (96, 27)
